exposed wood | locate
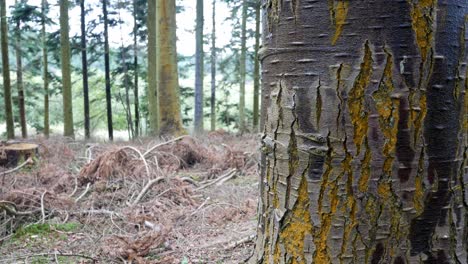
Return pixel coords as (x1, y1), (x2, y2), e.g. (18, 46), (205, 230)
(0, 143), (38, 168)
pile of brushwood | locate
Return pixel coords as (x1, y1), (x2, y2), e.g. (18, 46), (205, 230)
(0, 132), (258, 263)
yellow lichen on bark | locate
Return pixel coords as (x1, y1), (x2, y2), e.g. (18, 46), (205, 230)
(372, 50), (400, 175)
(409, 0), (436, 62)
(276, 175), (313, 264)
(348, 42), (373, 154)
(358, 140), (372, 193)
(413, 148), (426, 214)
(329, 0), (349, 45)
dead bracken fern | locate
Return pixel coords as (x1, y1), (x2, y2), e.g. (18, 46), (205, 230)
(79, 149), (130, 184)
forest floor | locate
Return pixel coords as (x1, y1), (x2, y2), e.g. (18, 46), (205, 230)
(0, 131), (259, 263)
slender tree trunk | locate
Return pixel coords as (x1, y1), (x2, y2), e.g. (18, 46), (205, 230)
(210, 0), (216, 132)
(238, 0), (247, 133)
(42, 0), (49, 138)
(1, 0), (14, 139)
(119, 40), (134, 139)
(254, 1), (468, 263)
(80, 0), (90, 139)
(156, 0), (184, 136)
(59, 0), (74, 138)
(194, 0), (204, 134)
(133, 0), (140, 137)
(252, 0), (260, 132)
(147, 0), (159, 136)
(102, 0), (113, 141)
(15, 18), (26, 138)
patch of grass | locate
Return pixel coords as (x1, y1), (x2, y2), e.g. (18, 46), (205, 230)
(14, 222), (80, 239)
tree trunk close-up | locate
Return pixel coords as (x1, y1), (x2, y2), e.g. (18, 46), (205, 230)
(254, 0), (468, 263)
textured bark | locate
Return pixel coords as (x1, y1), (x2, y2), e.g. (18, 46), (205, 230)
(103, 0), (113, 141)
(147, 0), (159, 136)
(80, 0), (90, 139)
(133, 0), (140, 137)
(253, 0), (261, 131)
(254, 1), (468, 263)
(210, 0), (216, 132)
(156, 0), (184, 136)
(194, 0), (204, 134)
(15, 15), (27, 138)
(42, 0), (49, 138)
(1, 0), (14, 139)
(239, 0), (248, 133)
(59, 0), (74, 138)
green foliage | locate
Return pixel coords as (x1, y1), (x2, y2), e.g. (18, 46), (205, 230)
(14, 222), (80, 239)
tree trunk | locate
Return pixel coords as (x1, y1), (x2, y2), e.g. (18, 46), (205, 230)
(147, 0), (159, 136)
(42, 0), (49, 138)
(133, 0), (140, 138)
(194, 0), (204, 134)
(238, 0), (248, 134)
(210, 0), (216, 132)
(81, 0), (90, 139)
(252, 0), (260, 132)
(59, 0), (74, 138)
(1, 0), (14, 139)
(15, 18), (26, 139)
(102, 0), (113, 141)
(156, 0), (184, 136)
(254, 1), (468, 263)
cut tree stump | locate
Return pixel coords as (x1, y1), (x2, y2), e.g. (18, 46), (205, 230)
(0, 143), (39, 168)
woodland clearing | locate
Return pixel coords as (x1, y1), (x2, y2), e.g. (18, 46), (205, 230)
(0, 132), (258, 263)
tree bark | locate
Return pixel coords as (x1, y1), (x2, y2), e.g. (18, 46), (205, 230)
(15, 16), (26, 139)
(42, 0), (49, 138)
(238, 0), (248, 134)
(156, 0), (184, 136)
(1, 0), (14, 139)
(80, 0), (90, 139)
(210, 0), (216, 132)
(147, 0), (159, 136)
(253, 0), (260, 132)
(254, 1), (468, 263)
(194, 0), (204, 134)
(133, 0), (140, 138)
(102, 0), (113, 141)
(59, 0), (74, 138)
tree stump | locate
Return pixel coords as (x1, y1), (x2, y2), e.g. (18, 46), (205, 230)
(0, 143), (39, 168)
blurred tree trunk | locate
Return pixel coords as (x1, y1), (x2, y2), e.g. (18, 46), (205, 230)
(102, 0), (113, 141)
(210, 0), (216, 131)
(194, 0), (204, 134)
(80, 0), (90, 139)
(133, 0), (140, 137)
(238, 0), (247, 133)
(156, 0), (184, 136)
(147, 0), (158, 136)
(1, 0), (14, 139)
(42, 0), (49, 138)
(59, 0), (74, 138)
(254, 1), (468, 263)
(252, 0), (260, 131)
(14, 10), (26, 138)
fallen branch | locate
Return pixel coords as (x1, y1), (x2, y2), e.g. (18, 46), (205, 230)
(2, 252), (97, 262)
(224, 234), (255, 250)
(194, 169), (237, 191)
(75, 183), (91, 202)
(131, 177), (165, 205)
(142, 135), (189, 157)
(120, 146), (151, 178)
(190, 197), (210, 216)
(40, 190), (48, 223)
(0, 200), (40, 216)
(0, 157), (33, 177)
